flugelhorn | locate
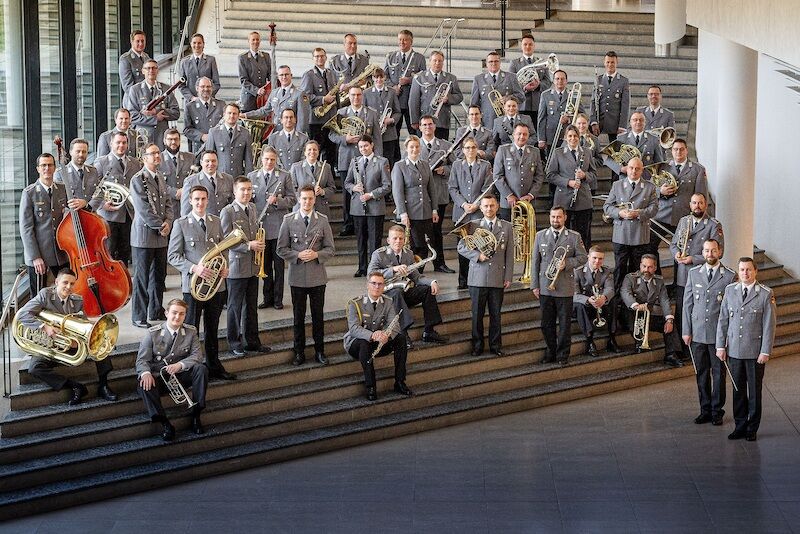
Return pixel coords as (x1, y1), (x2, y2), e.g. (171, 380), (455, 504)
(545, 245), (568, 290)
(512, 199), (536, 284)
(516, 53), (559, 86)
(646, 126), (676, 149)
(190, 227), (248, 301)
(160, 366), (197, 409)
(431, 81), (451, 119)
(633, 306), (651, 350)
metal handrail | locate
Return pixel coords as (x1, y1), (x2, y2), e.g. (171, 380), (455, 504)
(1, 268), (27, 397)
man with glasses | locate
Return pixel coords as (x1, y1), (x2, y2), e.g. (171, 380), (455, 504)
(124, 59), (181, 150)
(454, 106), (495, 161)
(245, 66), (311, 134)
(471, 52), (524, 128)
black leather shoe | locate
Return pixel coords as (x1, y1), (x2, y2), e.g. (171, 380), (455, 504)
(258, 302), (272, 309)
(664, 355), (684, 368)
(471, 347), (484, 357)
(746, 431), (758, 442)
(247, 345), (272, 354)
(292, 353), (306, 366)
(712, 415), (724, 426)
(232, 349), (246, 357)
(315, 352), (329, 365)
(457, 284), (468, 290)
(491, 348), (506, 357)
(694, 413), (712, 424)
(366, 387), (378, 401)
(588, 340), (599, 358)
(728, 429), (746, 440)
(68, 383), (88, 406)
(606, 337), (623, 353)
(394, 381), (413, 396)
(353, 270), (366, 277)
(422, 331), (449, 344)
(406, 337), (414, 350)
(98, 384), (118, 402)
(433, 265), (456, 274)
(191, 415), (205, 435)
(339, 229), (354, 237)
(211, 370), (237, 381)
(539, 352), (556, 364)
(161, 421), (176, 442)
(132, 320), (150, 328)
(274, 303), (284, 310)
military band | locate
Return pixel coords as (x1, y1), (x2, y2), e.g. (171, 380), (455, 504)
(604, 111), (664, 178)
(455, 106), (496, 161)
(392, 136), (438, 262)
(537, 70), (584, 151)
(183, 77), (225, 153)
(237, 31), (272, 113)
(418, 115), (455, 273)
(330, 33), (370, 88)
(301, 48), (339, 165)
(244, 65), (311, 134)
(96, 108), (138, 159)
(409, 51), (463, 139)
(124, 60), (181, 150)
(589, 51), (630, 140)
(118, 30), (149, 95)
(160, 129), (196, 222)
(181, 150), (234, 217)
(364, 68), (402, 165)
(493, 97), (536, 148)
(385, 30), (426, 137)
(205, 103), (253, 178)
(267, 109), (309, 171)
(635, 85), (675, 131)
(289, 140), (336, 218)
(508, 35), (552, 122)
(54, 138), (102, 212)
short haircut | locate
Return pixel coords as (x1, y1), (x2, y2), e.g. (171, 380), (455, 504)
(504, 96), (520, 105)
(486, 51), (500, 59)
(372, 67), (385, 78)
(348, 85), (363, 94)
(553, 69), (567, 78)
(195, 76), (213, 89)
(234, 175), (251, 186)
(143, 58), (158, 68)
(430, 50), (444, 60)
(166, 298), (189, 311)
(344, 33), (357, 41)
(419, 114), (435, 124)
(114, 107), (130, 118)
(368, 271), (385, 280)
(360, 134), (374, 144)
(303, 140), (320, 151)
(588, 245), (604, 254)
(691, 192), (707, 201)
(404, 135), (420, 148)
(298, 184), (315, 195)
(399, 29), (413, 39)
(189, 185), (209, 197)
(249, 31), (260, 38)
(468, 105), (481, 113)
(37, 153), (56, 166)
(225, 102), (241, 113)
(388, 224), (405, 235)
(605, 50), (618, 58)
(57, 267), (78, 279)
(261, 144), (278, 158)
(281, 108), (296, 118)
(703, 239), (720, 248)
(278, 64), (291, 71)
(738, 256), (757, 269)
(481, 194), (498, 203)
(130, 30), (146, 40)
(521, 34), (534, 42)
(641, 253), (658, 263)
(564, 125), (579, 136)
(164, 127), (180, 139)
(513, 123), (530, 133)
(629, 110), (646, 120)
(648, 85), (662, 93)
(550, 205), (566, 215)
(672, 138), (688, 147)
(69, 138), (89, 151)
(312, 47), (326, 55)
(200, 149), (218, 160)
(191, 33), (205, 42)
(111, 130), (128, 141)
(575, 112), (589, 122)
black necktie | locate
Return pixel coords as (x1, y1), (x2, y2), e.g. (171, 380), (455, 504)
(229, 128), (234, 141)
(571, 149), (577, 162)
(171, 331), (178, 351)
(244, 206), (249, 217)
(402, 53), (407, 64)
(607, 75), (612, 85)
(708, 269), (713, 283)
(427, 142), (432, 151)
(199, 218), (206, 233)
(527, 57), (533, 65)
(592, 270), (599, 286)
(469, 164), (473, 178)
(395, 254), (401, 265)
(304, 215), (309, 227)
(47, 186), (52, 200)
(743, 287), (748, 300)
(676, 164), (682, 175)
(434, 73), (439, 84)
(287, 133), (292, 144)
(361, 157), (367, 175)
(78, 168), (85, 183)
(150, 85), (156, 99)
(518, 148), (523, 158)
(472, 128), (477, 136)
(488, 221), (494, 232)
(692, 219), (698, 230)
(348, 56), (353, 74)
(321, 69), (329, 91)
(195, 57), (200, 68)
(635, 135), (640, 145)
(651, 109), (656, 118)
(492, 74), (497, 85)
(558, 92), (563, 103)
(372, 301), (377, 311)
(554, 230), (560, 241)
(117, 157), (125, 174)
(510, 117), (515, 129)
(205, 101), (209, 110)
(209, 175), (216, 190)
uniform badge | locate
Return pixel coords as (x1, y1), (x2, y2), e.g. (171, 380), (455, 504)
(718, 294), (723, 302)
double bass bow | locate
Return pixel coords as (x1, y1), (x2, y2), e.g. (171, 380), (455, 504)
(54, 137), (132, 317)
(255, 22), (277, 111)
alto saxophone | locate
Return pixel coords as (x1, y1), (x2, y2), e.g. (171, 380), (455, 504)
(384, 237), (437, 292)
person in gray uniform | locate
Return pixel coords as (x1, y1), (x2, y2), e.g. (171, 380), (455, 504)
(471, 51), (524, 128)
(573, 246), (620, 357)
(136, 298), (209, 440)
(289, 140), (336, 218)
(589, 51), (630, 141)
(277, 185), (336, 367)
(183, 77), (225, 154)
(330, 33), (370, 90)
(118, 30), (149, 95)
(682, 239), (735, 426)
(245, 65), (311, 134)
(537, 70), (584, 153)
(605, 111), (664, 179)
(54, 138), (103, 213)
(178, 33), (221, 102)
(385, 29), (427, 137)
(364, 68), (402, 166)
(418, 115), (455, 273)
(161, 128), (196, 222)
(493, 97), (536, 149)
(301, 47), (339, 166)
(716, 257), (777, 442)
(181, 150), (234, 217)
(238, 31), (272, 113)
(635, 85), (675, 131)
(455, 106), (496, 161)
(344, 272), (412, 401)
(204, 103), (253, 178)
(409, 50), (463, 139)
(20, 153), (69, 294)
(508, 34), (553, 123)
(392, 136), (438, 263)
(532, 206), (588, 365)
(493, 124), (545, 221)
(124, 60), (180, 150)
(96, 108), (137, 159)
(267, 109), (309, 171)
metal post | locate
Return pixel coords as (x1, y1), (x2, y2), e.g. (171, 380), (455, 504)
(60, 0), (78, 143)
(91, 0), (108, 133)
(546, 0), (552, 19)
(500, 0), (506, 58)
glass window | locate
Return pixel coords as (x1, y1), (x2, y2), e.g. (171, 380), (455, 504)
(39, 0), (62, 145)
(152, 1), (162, 56)
(130, 0), (143, 35)
(75, 0), (95, 148)
(106, 0), (121, 121)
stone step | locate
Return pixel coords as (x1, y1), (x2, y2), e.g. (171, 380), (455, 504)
(550, 10), (657, 24)
(522, 40), (698, 59)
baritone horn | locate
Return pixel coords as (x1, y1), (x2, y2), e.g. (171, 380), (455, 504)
(633, 307), (651, 349)
(512, 199), (536, 284)
(545, 245), (568, 290)
(516, 53), (559, 85)
(241, 117), (271, 167)
(190, 227), (249, 301)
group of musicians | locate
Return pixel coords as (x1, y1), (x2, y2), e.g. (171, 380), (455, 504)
(16, 29), (775, 444)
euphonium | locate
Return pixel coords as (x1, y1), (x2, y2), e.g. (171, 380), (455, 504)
(600, 140), (641, 167)
(646, 126), (676, 149)
(385, 236), (437, 292)
(12, 309), (119, 366)
(633, 307), (651, 349)
(512, 200), (536, 284)
(160, 367), (197, 409)
(545, 245), (569, 290)
(322, 114), (366, 137)
(488, 89), (505, 118)
(190, 227), (248, 301)
(516, 53), (559, 85)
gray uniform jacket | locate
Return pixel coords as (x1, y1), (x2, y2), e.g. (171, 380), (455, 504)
(123, 82), (181, 145)
(384, 49), (427, 109)
(289, 160), (336, 218)
(670, 215), (724, 287)
(368, 246), (434, 288)
(204, 124), (253, 178)
(276, 210), (335, 288)
(635, 106), (675, 131)
(135, 323), (203, 377)
(531, 227), (588, 297)
(492, 114), (537, 147)
(409, 70), (464, 129)
(420, 137), (454, 206)
(449, 159), (493, 223)
(267, 129), (309, 171)
(330, 52), (370, 84)
(508, 56), (553, 113)
(621, 272), (672, 317)
(344, 155), (392, 216)
(18, 287), (84, 331)
(589, 72), (630, 135)
(248, 168), (296, 238)
(168, 213), (227, 293)
(604, 130), (664, 175)
(96, 128), (137, 159)
(220, 201), (258, 279)
(546, 145), (597, 211)
(537, 88), (584, 145)
(683, 263), (736, 344)
(457, 218), (515, 288)
(328, 106), (383, 172)
(603, 178), (658, 246)
(54, 163), (103, 212)
(245, 84), (311, 134)
(19, 180), (68, 267)
(364, 86), (401, 143)
(300, 66), (339, 125)
(130, 168), (174, 248)
(716, 282), (777, 359)
(180, 172), (234, 217)
(178, 54), (221, 101)
(493, 144), (545, 209)
(392, 158), (437, 220)
(118, 49), (150, 94)
(160, 150), (196, 221)
(656, 160), (711, 226)
(94, 154), (141, 223)
(343, 294), (396, 352)
(238, 49), (272, 112)
(470, 70), (525, 128)
(573, 265), (615, 305)
(183, 98), (226, 153)
(455, 125), (496, 161)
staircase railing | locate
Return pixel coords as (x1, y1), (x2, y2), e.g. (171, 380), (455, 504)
(1, 268), (27, 398)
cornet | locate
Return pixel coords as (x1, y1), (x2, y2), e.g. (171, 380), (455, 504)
(592, 285), (607, 328)
(545, 245), (568, 290)
(516, 53), (559, 85)
(633, 307), (651, 350)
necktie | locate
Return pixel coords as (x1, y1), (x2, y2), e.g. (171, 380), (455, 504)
(199, 218), (206, 233)
(651, 109), (655, 118)
(229, 128), (234, 141)
(195, 57), (200, 68)
(78, 168), (85, 184)
(558, 92), (563, 103)
(708, 269), (713, 283)
(61, 299), (68, 312)
(554, 230), (560, 241)
(360, 157), (367, 175)
(150, 85), (156, 99)
(287, 133), (291, 144)
(209, 175), (216, 190)
(348, 56), (353, 74)
(402, 53), (407, 64)
(281, 88), (286, 98)
(469, 164), (473, 178)
(321, 69), (329, 92)
(592, 270), (599, 286)
(492, 74), (497, 84)
(527, 57), (533, 65)
(372, 301), (377, 311)
(472, 128), (477, 136)
(244, 206), (249, 217)
(488, 221), (494, 232)
(607, 75), (612, 85)
(205, 101), (209, 110)
(304, 215), (309, 227)
(47, 186), (52, 200)
(518, 148), (523, 159)
(510, 117), (515, 129)
(580, 138), (585, 147)
(743, 287), (748, 300)
(676, 164), (682, 175)
(571, 149), (577, 162)
(427, 142), (432, 151)
(434, 73), (439, 84)
(635, 135), (640, 145)
(692, 219), (698, 230)
(395, 254), (401, 265)
(170, 331), (178, 352)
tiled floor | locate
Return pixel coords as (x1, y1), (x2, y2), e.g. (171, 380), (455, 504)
(4, 355), (799, 533)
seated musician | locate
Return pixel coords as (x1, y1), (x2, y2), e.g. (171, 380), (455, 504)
(136, 298), (209, 441)
(368, 225), (449, 350)
(573, 246), (621, 357)
(15, 269), (117, 405)
(344, 272), (412, 401)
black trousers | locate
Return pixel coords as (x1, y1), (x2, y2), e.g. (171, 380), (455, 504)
(499, 207), (512, 222)
(291, 284), (326, 355)
(674, 285), (689, 353)
(138, 364), (208, 419)
(692, 341), (726, 417)
(348, 334), (407, 388)
(573, 301), (615, 339)
(131, 246), (167, 323)
(384, 285), (442, 332)
(383, 139), (401, 168)
(567, 208), (592, 249)
(431, 203), (449, 268)
(469, 286), (504, 351)
(626, 311), (683, 357)
(396, 107), (418, 137)
(647, 221), (674, 277)
(227, 276), (260, 351)
(612, 242), (648, 291)
(353, 215), (385, 273)
(435, 126), (450, 141)
(108, 217), (132, 264)
(184, 291), (225, 374)
(458, 253), (470, 288)
(409, 218), (434, 272)
(29, 356), (112, 391)
(27, 263), (68, 296)
(728, 357), (765, 433)
(261, 238), (285, 306)
(310, 123), (337, 172)
(540, 295), (573, 362)
(340, 171), (354, 233)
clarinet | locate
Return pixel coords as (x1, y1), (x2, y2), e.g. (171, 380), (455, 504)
(570, 147), (585, 208)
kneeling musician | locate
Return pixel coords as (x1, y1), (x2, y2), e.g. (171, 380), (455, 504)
(573, 246), (620, 357)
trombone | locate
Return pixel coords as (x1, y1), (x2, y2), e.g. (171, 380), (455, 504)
(544, 82), (582, 171)
(633, 306), (651, 350)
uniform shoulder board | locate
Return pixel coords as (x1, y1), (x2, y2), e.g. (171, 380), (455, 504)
(383, 295), (393, 304)
(376, 245), (388, 253)
(724, 281), (738, 289)
(148, 324), (162, 332)
(23, 183), (37, 193)
(688, 264), (703, 273)
(566, 229), (581, 238)
(631, 272), (641, 278)
(68, 294), (82, 301)
(758, 283), (772, 292)
(317, 212), (329, 219)
(653, 274), (664, 280)
(723, 266), (735, 276)
(282, 212), (294, 219)
(183, 324), (198, 332)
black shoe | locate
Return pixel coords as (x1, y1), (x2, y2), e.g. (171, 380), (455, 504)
(539, 352), (555, 364)
(211, 370), (237, 381)
(728, 429), (747, 440)
(274, 303), (284, 310)
(315, 352), (329, 365)
(132, 320), (150, 329)
(433, 265), (456, 274)
(191, 415), (205, 435)
(68, 383), (88, 406)
(558, 358), (569, 366)
(588, 340), (599, 358)
(491, 348), (506, 357)
(366, 386), (378, 401)
(422, 331), (449, 344)
(353, 270), (366, 277)
(664, 355), (684, 368)
(406, 337), (414, 350)
(711, 415), (724, 426)
(98, 384), (118, 402)
(394, 381), (413, 396)
(746, 432), (758, 442)
(339, 229), (354, 237)
(471, 347), (484, 357)
(161, 421), (176, 442)
(694, 413), (712, 425)
(232, 349), (246, 357)
(606, 337), (623, 353)
(258, 302), (272, 309)
(457, 284), (468, 290)
(247, 345), (272, 354)
(292, 353), (306, 366)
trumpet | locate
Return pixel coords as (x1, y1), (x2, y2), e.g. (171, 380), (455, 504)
(545, 245), (569, 291)
(592, 285), (607, 328)
(633, 306), (651, 350)
(322, 114), (366, 137)
(516, 53), (559, 86)
(160, 366), (197, 409)
(379, 100), (392, 135)
(646, 126), (676, 149)
(190, 227), (249, 301)
(488, 89), (505, 118)
(431, 81), (451, 119)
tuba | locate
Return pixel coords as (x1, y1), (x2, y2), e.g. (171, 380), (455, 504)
(600, 140), (641, 166)
(633, 307), (651, 349)
(646, 126), (676, 149)
(322, 114), (366, 137)
(12, 309), (119, 366)
(512, 200), (536, 284)
(241, 117), (271, 168)
(516, 53), (559, 85)
(452, 222), (498, 258)
(190, 227), (249, 301)
(545, 245), (569, 290)
(488, 89), (505, 118)
(385, 236), (437, 292)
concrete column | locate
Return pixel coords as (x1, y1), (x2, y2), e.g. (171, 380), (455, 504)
(654, 0), (687, 57)
(695, 30), (722, 177)
(715, 38), (758, 263)
(4, 0), (23, 127)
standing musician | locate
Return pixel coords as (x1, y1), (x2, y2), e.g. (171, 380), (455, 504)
(118, 30), (149, 95)
(574, 246), (620, 357)
(220, 176), (271, 357)
(178, 33), (221, 102)
(94, 131), (142, 264)
(457, 195), (515, 357)
(183, 77), (225, 154)
(635, 85), (675, 131)
(276, 185), (336, 367)
(493, 97), (536, 148)
(493, 124), (544, 221)
(392, 136), (438, 263)
(124, 59), (180, 150)
(21, 154), (69, 294)
(716, 257), (776, 442)
(532, 206), (588, 365)
(245, 65), (311, 134)
(130, 143), (174, 328)
(168, 185), (235, 381)
(364, 68), (401, 166)
(300, 47), (339, 165)
(547, 125), (596, 248)
(96, 108), (137, 158)
(575, 114), (603, 175)
(136, 298), (209, 441)
(369, 225), (449, 348)
(621, 254), (684, 367)
(385, 29), (427, 137)
(180, 150), (234, 217)
(160, 128), (196, 222)
(205, 103), (253, 178)
(17, 269), (117, 404)
(605, 111), (664, 178)
(537, 70), (583, 154)
(419, 115), (456, 274)
(345, 135), (391, 277)
(330, 33), (370, 90)
(54, 138), (102, 212)
(290, 140), (336, 218)
(344, 272), (412, 401)
(249, 145), (295, 310)
(589, 50), (630, 142)
(471, 52), (524, 129)
(508, 34), (552, 123)
(409, 50), (463, 139)
(455, 106), (496, 161)
(267, 109), (309, 171)
(682, 239), (735, 426)
(238, 31), (272, 113)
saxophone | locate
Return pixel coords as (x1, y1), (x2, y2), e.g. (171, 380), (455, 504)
(384, 237), (437, 292)
(368, 310), (403, 364)
(190, 227), (248, 301)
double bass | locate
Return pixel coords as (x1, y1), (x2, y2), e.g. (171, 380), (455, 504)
(54, 137), (132, 317)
